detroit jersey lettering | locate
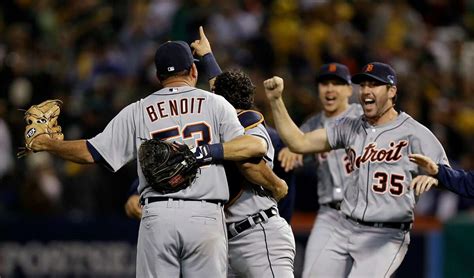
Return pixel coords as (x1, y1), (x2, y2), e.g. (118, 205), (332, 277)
(327, 112), (449, 222)
(347, 141), (408, 168)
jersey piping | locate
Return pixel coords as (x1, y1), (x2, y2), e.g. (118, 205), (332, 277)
(349, 121), (368, 219)
(384, 232), (408, 277)
(360, 116), (411, 221)
(151, 88), (197, 96)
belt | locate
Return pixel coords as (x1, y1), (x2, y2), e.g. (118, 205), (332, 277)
(227, 207), (278, 239)
(141, 197), (224, 206)
(345, 215), (412, 231)
(322, 201), (341, 210)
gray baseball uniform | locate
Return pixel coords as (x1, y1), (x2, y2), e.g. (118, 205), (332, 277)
(88, 86), (244, 277)
(226, 121), (296, 278)
(311, 112), (449, 277)
(301, 103), (363, 278)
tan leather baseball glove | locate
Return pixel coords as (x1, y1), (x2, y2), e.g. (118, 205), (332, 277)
(17, 99), (64, 158)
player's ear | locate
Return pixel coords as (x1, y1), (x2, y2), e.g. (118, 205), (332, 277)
(190, 64), (198, 79)
(388, 85), (397, 99)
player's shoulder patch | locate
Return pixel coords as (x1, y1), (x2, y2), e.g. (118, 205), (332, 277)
(237, 110), (264, 131)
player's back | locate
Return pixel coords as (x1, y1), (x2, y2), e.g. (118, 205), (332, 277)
(137, 86), (244, 201)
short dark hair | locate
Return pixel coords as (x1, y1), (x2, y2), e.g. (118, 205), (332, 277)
(213, 70), (256, 110)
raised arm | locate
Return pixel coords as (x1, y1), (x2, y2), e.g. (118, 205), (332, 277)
(190, 26), (222, 89)
(264, 76), (331, 154)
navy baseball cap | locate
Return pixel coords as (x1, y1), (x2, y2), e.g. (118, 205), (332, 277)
(154, 41), (197, 75)
(316, 63), (351, 84)
(351, 62), (397, 86)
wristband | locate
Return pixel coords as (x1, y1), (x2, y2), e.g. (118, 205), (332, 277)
(207, 143), (224, 162)
(195, 143), (224, 165)
(202, 53), (222, 80)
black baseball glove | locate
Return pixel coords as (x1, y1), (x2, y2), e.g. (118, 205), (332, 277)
(139, 139), (199, 194)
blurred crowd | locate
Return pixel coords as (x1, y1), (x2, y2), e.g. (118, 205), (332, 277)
(0, 0), (473, 220)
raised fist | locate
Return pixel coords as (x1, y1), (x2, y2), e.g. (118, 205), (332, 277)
(263, 76), (285, 100)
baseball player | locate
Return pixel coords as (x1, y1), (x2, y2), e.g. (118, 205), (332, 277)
(26, 40), (270, 277)
(122, 27), (287, 225)
(264, 62), (449, 277)
(192, 28), (295, 276)
(287, 63), (362, 278)
(213, 70), (296, 278)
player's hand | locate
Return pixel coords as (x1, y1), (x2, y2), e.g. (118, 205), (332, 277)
(273, 178), (288, 201)
(125, 194), (142, 220)
(263, 76), (284, 100)
(409, 154), (439, 175)
(410, 175), (438, 196)
(190, 26), (212, 57)
(278, 147), (303, 172)
(29, 134), (53, 152)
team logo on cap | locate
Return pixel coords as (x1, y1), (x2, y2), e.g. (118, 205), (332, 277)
(366, 64), (374, 72)
(167, 66), (175, 72)
(387, 75), (395, 84)
(329, 64), (337, 72)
